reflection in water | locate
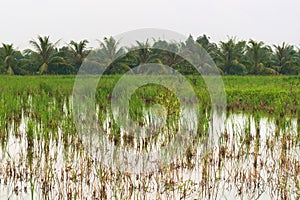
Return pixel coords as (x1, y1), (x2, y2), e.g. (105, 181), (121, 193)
(0, 105), (299, 199)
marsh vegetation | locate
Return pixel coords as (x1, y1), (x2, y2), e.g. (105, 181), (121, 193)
(0, 76), (299, 199)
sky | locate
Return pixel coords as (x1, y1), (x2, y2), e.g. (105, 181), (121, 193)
(1, 0), (300, 50)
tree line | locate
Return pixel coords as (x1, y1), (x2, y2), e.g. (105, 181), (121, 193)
(0, 35), (299, 75)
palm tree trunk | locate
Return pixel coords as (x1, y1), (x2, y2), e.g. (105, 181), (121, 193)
(7, 66), (14, 75)
(39, 63), (48, 74)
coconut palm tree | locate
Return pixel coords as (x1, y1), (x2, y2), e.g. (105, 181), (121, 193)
(92, 37), (131, 74)
(25, 36), (63, 74)
(2, 43), (16, 75)
(69, 40), (90, 70)
(124, 40), (161, 67)
(246, 40), (275, 74)
(125, 40), (165, 74)
(216, 38), (247, 75)
(152, 40), (184, 68)
(272, 42), (298, 74)
(96, 37), (125, 65)
(180, 35), (219, 75)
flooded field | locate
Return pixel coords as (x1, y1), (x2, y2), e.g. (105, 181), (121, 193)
(0, 105), (299, 199)
(0, 76), (299, 199)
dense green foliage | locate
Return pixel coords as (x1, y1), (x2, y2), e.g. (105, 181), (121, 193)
(1, 35), (300, 75)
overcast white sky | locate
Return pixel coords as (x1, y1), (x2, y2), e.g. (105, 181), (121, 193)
(1, 0), (300, 50)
